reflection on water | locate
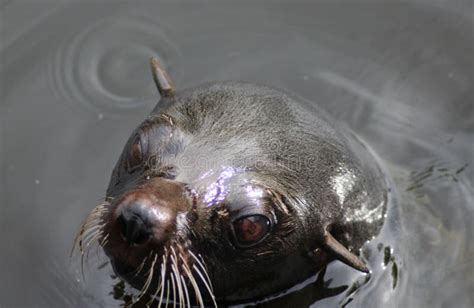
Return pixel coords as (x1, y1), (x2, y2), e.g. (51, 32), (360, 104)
(1, 1), (473, 307)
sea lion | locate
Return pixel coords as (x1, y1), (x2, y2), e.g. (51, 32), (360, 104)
(74, 58), (387, 306)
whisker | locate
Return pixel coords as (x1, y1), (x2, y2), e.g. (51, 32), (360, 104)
(192, 264), (217, 307)
(99, 233), (109, 247)
(179, 254), (204, 308)
(71, 201), (110, 257)
(170, 247), (184, 307)
(84, 232), (103, 267)
(72, 228), (87, 257)
(189, 251), (215, 293)
(177, 273), (185, 307)
(146, 265), (162, 307)
(84, 230), (102, 250)
(136, 253), (158, 303)
(86, 205), (107, 215)
(94, 233), (107, 260)
(101, 239), (109, 249)
(70, 200), (111, 287)
(170, 271), (177, 308)
(77, 229), (98, 255)
(79, 223), (101, 238)
(180, 274), (191, 308)
(165, 278), (170, 308)
(80, 223), (102, 237)
(198, 254), (214, 292)
(82, 224), (101, 236)
(80, 249), (86, 282)
(157, 254), (168, 307)
(134, 252), (152, 278)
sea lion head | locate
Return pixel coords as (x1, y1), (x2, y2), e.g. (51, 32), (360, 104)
(74, 59), (387, 305)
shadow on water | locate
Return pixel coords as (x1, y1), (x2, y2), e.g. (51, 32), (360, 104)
(108, 267), (348, 307)
(106, 240), (403, 307)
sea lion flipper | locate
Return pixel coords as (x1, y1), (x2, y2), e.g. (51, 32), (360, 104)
(150, 57), (175, 98)
(322, 231), (369, 273)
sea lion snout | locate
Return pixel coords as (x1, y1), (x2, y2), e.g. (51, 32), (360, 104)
(116, 196), (175, 246)
(108, 178), (192, 248)
(117, 202), (151, 245)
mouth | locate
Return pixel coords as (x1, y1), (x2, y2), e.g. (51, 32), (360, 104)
(110, 244), (216, 307)
(72, 199), (217, 307)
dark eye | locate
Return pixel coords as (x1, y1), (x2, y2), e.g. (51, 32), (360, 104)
(127, 135), (144, 172)
(232, 215), (271, 247)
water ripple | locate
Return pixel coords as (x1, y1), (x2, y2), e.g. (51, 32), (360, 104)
(49, 16), (181, 116)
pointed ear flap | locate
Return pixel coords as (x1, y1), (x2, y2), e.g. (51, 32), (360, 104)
(321, 231), (369, 273)
(150, 57), (175, 98)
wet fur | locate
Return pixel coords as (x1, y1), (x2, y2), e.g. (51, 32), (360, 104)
(75, 82), (387, 305)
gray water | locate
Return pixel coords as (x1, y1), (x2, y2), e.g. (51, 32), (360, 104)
(1, 1), (473, 307)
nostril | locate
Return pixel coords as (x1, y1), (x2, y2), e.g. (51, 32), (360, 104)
(117, 206), (152, 245)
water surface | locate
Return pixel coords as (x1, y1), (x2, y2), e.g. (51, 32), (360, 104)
(1, 1), (473, 307)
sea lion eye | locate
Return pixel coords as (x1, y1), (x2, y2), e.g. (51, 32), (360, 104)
(232, 215), (271, 247)
(127, 135), (144, 172)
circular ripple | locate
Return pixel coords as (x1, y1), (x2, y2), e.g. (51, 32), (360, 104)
(49, 16), (181, 116)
